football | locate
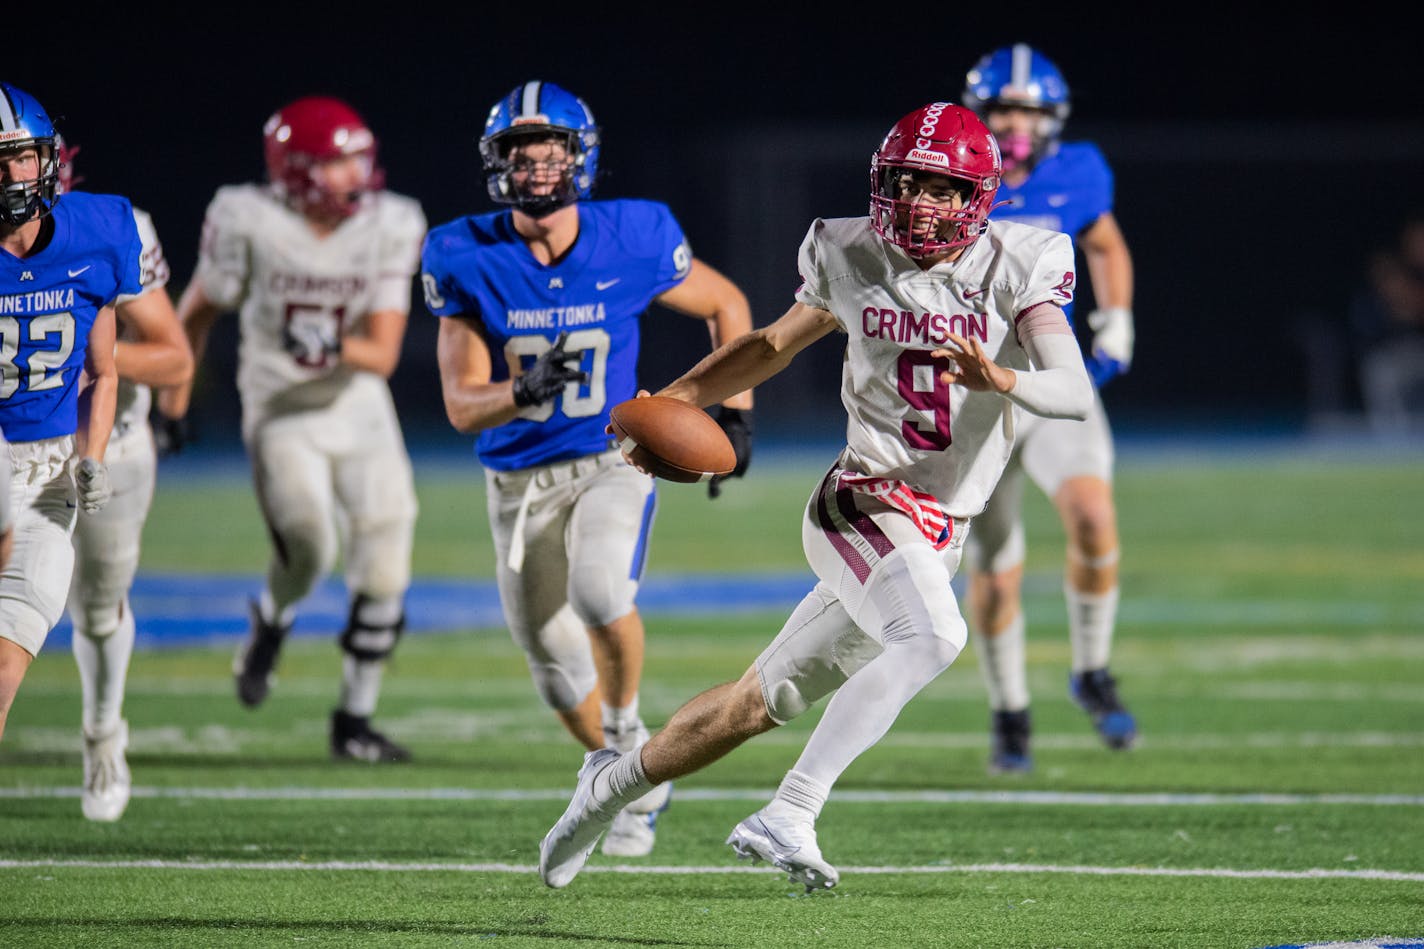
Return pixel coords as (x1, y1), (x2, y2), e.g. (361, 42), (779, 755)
(608, 396), (736, 483)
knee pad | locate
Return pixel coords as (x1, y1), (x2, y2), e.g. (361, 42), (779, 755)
(522, 606), (597, 711)
(72, 601), (124, 640)
(339, 594), (405, 662)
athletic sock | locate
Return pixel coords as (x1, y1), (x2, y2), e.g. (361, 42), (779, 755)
(971, 612), (1029, 711)
(765, 769), (830, 822)
(73, 600), (135, 732)
(1066, 586), (1120, 673)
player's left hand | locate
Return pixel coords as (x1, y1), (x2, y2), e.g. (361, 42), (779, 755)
(75, 457), (112, 513)
(1086, 307), (1134, 386)
(707, 406), (753, 499)
(934, 332), (1015, 393)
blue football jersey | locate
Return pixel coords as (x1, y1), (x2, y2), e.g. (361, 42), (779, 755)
(0, 193), (143, 442)
(988, 141), (1113, 323)
(421, 199), (692, 470)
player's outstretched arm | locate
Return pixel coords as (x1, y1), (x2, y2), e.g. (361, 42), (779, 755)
(340, 308), (408, 379)
(114, 289), (194, 389)
(658, 301), (836, 409)
(655, 258), (755, 412)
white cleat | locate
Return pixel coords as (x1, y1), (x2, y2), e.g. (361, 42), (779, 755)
(727, 808), (839, 891)
(601, 808), (656, 858)
(81, 720), (131, 822)
(539, 748), (621, 888)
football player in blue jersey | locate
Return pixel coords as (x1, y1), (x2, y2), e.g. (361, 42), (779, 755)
(958, 45), (1138, 771)
(0, 82), (136, 741)
(424, 80), (754, 858)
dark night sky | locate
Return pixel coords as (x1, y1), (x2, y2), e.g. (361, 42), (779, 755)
(14, 8), (1424, 438)
(30, 9), (1422, 240)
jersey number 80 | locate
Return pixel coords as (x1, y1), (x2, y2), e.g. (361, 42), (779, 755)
(507, 328), (610, 422)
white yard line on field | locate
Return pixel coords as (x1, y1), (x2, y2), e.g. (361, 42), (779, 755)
(1, 857), (1420, 882)
(2, 786), (1422, 806)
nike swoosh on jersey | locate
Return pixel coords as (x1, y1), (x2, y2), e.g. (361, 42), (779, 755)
(68, 265), (92, 277)
(963, 287), (989, 299)
(595, 279), (621, 291)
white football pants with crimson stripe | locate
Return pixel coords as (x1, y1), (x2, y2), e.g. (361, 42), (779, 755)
(754, 462), (970, 765)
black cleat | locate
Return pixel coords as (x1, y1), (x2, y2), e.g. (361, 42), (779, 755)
(1069, 667), (1138, 750)
(233, 599), (290, 708)
(331, 710), (412, 763)
(988, 708), (1033, 774)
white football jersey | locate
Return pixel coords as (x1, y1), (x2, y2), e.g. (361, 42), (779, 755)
(193, 185), (426, 427)
(795, 217), (1075, 518)
(112, 206), (172, 436)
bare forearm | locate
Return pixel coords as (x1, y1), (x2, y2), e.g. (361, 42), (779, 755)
(660, 329), (793, 408)
(443, 381), (522, 434)
(77, 371), (118, 460)
(115, 339), (193, 389)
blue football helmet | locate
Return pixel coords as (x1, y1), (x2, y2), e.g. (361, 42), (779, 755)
(962, 44), (1070, 172)
(0, 82), (61, 226)
(479, 80), (600, 217)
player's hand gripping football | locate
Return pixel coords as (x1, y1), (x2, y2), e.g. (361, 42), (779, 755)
(707, 406), (752, 499)
(933, 332), (1016, 394)
(513, 330), (588, 407)
(75, 457), (112, 513)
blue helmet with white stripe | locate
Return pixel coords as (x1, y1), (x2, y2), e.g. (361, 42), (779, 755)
(479, 80), (601, 217)
(962, 44), (1071, 173)
(0, 82), (61, 226)
(962, 44), (1071, 119)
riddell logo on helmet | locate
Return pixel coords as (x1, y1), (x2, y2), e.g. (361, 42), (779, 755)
(512, 115), (550, 127)
(907, 148), (950, 169)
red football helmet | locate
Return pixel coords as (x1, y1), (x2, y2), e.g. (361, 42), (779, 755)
(870, 102), (1002, 256)
(262, 96), (382, 219)
(54, 133), (82, 194)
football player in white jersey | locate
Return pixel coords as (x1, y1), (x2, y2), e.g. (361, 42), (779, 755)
(57, 138), (195, 821)
(157, 97), (426, 762)
(537, 102), (1093, 891)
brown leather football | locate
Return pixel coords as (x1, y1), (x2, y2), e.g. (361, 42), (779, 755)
(608, 396), (736, 483)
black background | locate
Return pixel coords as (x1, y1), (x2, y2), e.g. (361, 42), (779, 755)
(17, 8), (1424, 447)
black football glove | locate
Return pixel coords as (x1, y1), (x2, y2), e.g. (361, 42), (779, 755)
(153, 413), (193, 457)
(707, 406), (753, 499)
(512, 330), (588, 407)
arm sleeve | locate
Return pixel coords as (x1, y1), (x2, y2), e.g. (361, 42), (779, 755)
(1003, 316), (1093, 420)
